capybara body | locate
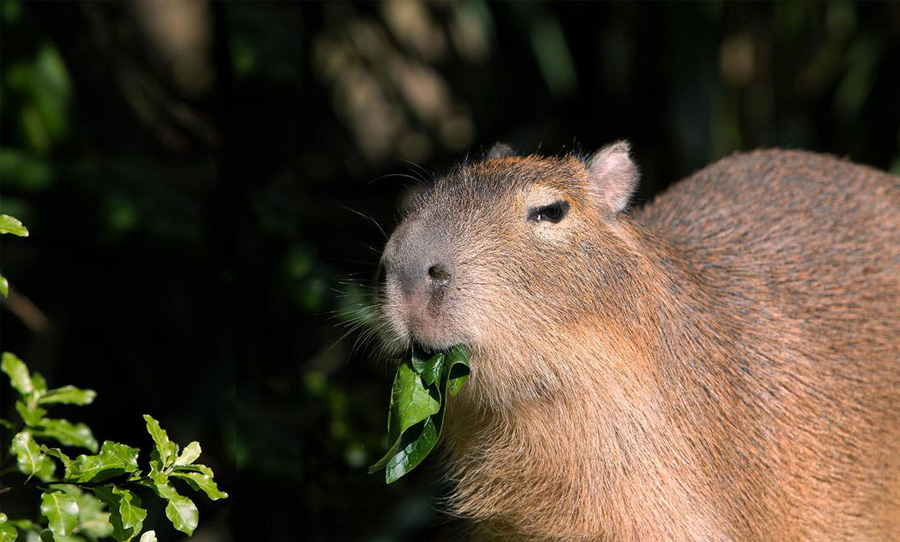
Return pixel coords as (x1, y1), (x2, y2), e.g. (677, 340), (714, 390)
(377, 145), (900, 541)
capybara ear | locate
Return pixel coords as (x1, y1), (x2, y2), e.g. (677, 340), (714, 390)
(486, 142), (516, 160)
(587, 141), (640, 214)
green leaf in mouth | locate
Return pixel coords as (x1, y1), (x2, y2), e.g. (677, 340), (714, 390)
(369, 346), (470, 483)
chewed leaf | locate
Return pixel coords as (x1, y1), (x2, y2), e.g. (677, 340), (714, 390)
(384, 416), (440, 484)
(447, 346), (471, 397)
(367, 359), (439, 475)
(411, 350), (444, 387)
(369, 347), (470, 483)
(386, 360), (441, 443)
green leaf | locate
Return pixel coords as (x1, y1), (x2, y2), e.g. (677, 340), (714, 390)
(164, 492), (199, 536)
(171, 471), (229, 500)
(148, 472), (199, 535)
(16, 399), (46, 426)
(143, 415), (178, 468)
(51, 486), (114, 540)
(139, 531), (157, 542)
(98, 441), (141, 472)
(0, 514), (16, 542)
(112, 488), (146, 531)
(72, 454), (112, 482)
(367, 359), (440, 480)
(388, 359), (442, 443)
(71, 441), (139, 483)
(0, 214), (28, 236)
(92, 487), (144, 542)
(5, 519), (34, 531)
(0, 273), (8, 298)
(2, 352), (34, 395)
(39, 385), (97, 406)
(175, 441), (201, 466)
(42, 446), (74, 478)
(36, 459), (56, 482)
(409, 350), (442, 386)
(36, 419), (98, 452)
(446, 345), (471, 397)
(11, 431), (55, 480)
(368, 347), (470, 483)
(76, 500), (114, 540)
(32, 372), (48, 393)
(40, 490), (79, 537)
(174, 441), (201, 466)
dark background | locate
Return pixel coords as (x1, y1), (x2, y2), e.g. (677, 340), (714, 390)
(1, 1), (898, 541)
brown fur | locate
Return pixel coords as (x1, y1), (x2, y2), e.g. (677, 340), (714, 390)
(377, 147), (900, 541)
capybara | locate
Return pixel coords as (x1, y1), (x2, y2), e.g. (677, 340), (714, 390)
(377, 143), (900, 541)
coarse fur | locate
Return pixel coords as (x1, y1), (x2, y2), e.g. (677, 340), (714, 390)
(376, 144), (900, 541)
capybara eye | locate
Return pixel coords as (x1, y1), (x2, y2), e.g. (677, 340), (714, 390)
(528, 201), (570, 224)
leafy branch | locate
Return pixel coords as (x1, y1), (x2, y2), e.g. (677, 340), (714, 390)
(1, 215), (227, 541)
(1, 353), (227, 541)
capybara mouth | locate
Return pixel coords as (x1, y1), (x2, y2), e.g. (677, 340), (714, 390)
(412, 341), (464, 361)
(407, 323), (469, 357)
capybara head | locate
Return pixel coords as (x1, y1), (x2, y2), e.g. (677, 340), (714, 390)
(378, 142), (645, 408)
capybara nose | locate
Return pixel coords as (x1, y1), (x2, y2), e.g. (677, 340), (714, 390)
(427, 262), (452, 285)
(382, 218), (453, 297)
(388, 256), (452, 296)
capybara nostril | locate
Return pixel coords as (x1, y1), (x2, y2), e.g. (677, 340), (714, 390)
(427, 263), (452, 284)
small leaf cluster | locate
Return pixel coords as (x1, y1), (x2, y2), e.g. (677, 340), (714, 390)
(140, 415), (228, 536)
(1, 353), (227, 541)
(368, 346), (470, 484)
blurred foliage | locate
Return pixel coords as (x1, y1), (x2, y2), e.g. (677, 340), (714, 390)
(0, 1), (897, 540)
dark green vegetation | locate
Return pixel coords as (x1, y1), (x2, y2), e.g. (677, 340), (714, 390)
(369, 347), (469, 484)
(1, 352), (227, 541)
(1, 1), (897, 540)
